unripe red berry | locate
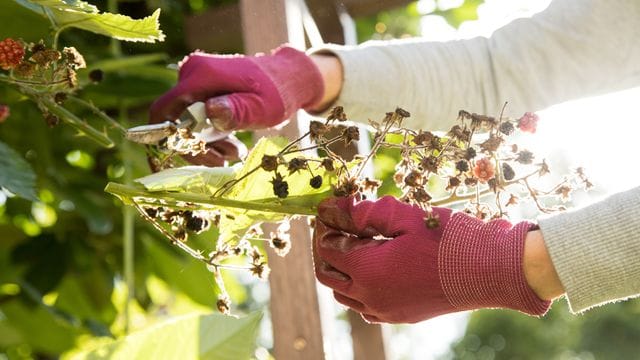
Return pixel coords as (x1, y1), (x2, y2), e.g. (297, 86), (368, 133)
(0, 38), (24, 70)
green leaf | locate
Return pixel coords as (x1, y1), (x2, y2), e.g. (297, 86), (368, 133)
(0, 140), (38, 201)
(20, 0), (165, 42)
(67, 312), (263, 360)
(135, 166), (239, 194)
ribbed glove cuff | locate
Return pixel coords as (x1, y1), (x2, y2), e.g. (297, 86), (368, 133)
(438, 213), (551, 316)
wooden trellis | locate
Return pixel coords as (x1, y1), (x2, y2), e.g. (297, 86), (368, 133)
(188, 1), (400, 358)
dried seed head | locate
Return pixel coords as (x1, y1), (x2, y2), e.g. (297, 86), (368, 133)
(89, 69), (104, 83)
(30, 41), (46, 54)
(343, 126), (360, 144)
(404, 170), (423, 187)
(250, 262), (271, 280)
(362, 177), (381, 192)
(271, 172), (289, 198)
(327, 106), (347, 121)
(420, 156), (440, 173)
(334, 177), (359, 197)
(270, 235), (291, 257)
(260, 154), (279, 171)
(464, 177), (478, 187)
(501, 163), (515, 181)
(287, 157), (308, 174)
(447, 177), (461, 190)
(506, 193), (519, 206)
(217, 296), (231, 315)
(309, 120), (330, 140)
(413, 131), (435, 146)
(44, 113), (60, 127)
(310, 175), (323, 189)
(144, 207), (159, 218)
(480, 134), (503, 153)
(538, 160), (550, 176)
(449, 125), (471, 142)
(516, 150), (534, 164)
(66, 68), (78, 88)
(455, 160), (470, 173)
(556, 185), (572, 201)
(31, 49), (60, 67)
(321, 158), (335, 172)
(174, 228), (188, 242)
(395, 107), (411, 118)
(54, 92), (68, 104)
(412, 187), (432, 203)
(464, 147), (477, 160)
(499, 121), (515, 135)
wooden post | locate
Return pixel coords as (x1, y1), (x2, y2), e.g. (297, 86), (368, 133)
(239, 1), (325, 359)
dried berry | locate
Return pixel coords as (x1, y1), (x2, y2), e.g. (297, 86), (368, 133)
(473, 157), (495, 183)
(310, 175), (323, 189)
(0, 105), (10, 123)
(517, 112), (539, 133)
(271, 173), (289, 198)
(516, 150), (534, 164)
(395, 107), (411, 118)
(260, 154), (279, 171)
(0, 38), (24, 70)
(455, 160), (470, 173)
(54, 92), (68, 104)
(501, 163), (515, 181)
(499, 121), (515, 135)
(89, 69), (104, 83)
(343, 126), (360, 144)
(464, 147), (477, 160)
(287, 157), (307, 174)
(44, 113), (60, 127)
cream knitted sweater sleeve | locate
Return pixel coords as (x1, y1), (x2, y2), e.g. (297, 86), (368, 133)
(310, 0), (640, 313)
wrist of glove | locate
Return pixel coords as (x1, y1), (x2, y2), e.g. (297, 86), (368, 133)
(313, 196), (550, 324)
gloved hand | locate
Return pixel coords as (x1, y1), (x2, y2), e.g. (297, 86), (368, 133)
(313, 196), (551, 324)
(150, 45), (324, 131)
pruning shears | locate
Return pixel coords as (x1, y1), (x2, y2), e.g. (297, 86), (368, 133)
(125, 102), (230, 144)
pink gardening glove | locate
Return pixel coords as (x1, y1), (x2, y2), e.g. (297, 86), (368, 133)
(313, 196), (551, 324)
(150, 45), (324, 131)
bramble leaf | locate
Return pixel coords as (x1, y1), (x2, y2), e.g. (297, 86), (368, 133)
(17, 0), (165, 42)
(0, 140), (38, 201)
(64, 312), (262, 360)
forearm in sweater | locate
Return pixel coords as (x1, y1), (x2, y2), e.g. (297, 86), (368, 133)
(309, 0), (640, 130)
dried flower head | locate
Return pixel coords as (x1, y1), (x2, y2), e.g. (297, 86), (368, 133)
(63, 47), (86, 69)
(309, 120), (330, 141)
(455, 160), (470, 173)
(516, 150), (534, 164)
(14, 62), (35, 78)
(250, 262), (271, 280)
(271, 172), (289, 198)
(321, 158), (335, 172)
(499, 121), (515, 135)
(327, 106), (347, 122)
(217, 295), (231, 315)
(287, 157), (308, 174)
(261, 154), (279, 172)
(343, 126), (360, 145)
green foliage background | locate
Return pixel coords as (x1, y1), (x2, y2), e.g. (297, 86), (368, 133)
(1, 1), (639, 359)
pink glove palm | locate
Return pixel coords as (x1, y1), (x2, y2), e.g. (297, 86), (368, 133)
(313, 196), (550, 324)
(150, 46), (324, 131)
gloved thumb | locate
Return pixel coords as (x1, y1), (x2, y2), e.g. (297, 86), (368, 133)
(205, 92), (286, 131)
